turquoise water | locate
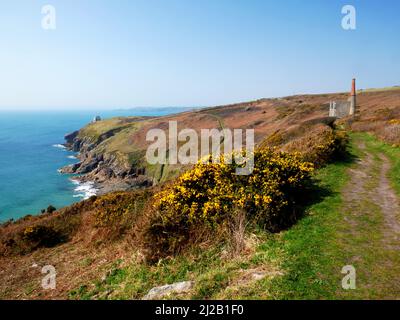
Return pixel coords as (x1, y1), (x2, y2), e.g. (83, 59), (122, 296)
(0, 108), (191, 222)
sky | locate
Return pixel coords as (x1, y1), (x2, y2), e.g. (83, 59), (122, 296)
(0, 0), (399, 110)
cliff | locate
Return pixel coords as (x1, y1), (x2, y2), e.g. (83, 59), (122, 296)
(59, 88), (400, 194)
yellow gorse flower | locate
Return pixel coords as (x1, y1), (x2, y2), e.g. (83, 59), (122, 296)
(154, 148), (314, 230)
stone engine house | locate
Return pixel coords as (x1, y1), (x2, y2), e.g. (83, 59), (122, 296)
(329, 79), (357, 118)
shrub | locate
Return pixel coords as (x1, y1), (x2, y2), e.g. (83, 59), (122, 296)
(91, 190), (152, 241)
(351, 120), (381, 133)
(381, 123), (400, 146)
(145, 148), (314, 261)
(283, 125), (348, 167)
(93, 192), (137, 227)
(22, 225), (63, 249)
(373, 107), (397, 121)
(351, 119), (400, 146)
(388, 119), (400, 125)
(264, 131), (285, 147)
(47, 205), (57, 214)
(1, 196), (100, 256)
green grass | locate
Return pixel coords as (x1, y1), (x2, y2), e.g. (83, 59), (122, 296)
(358, 86), (400, 94)
(78, 117), (137, 141)
(266, 159), (353, 299)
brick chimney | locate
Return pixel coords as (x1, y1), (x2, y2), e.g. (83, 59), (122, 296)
(349, 78), (356, 116)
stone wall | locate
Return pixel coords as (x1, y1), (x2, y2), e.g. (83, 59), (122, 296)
(329, 101), (351, 118)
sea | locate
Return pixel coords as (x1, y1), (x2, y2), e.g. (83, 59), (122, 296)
(0, 108), (192, 222)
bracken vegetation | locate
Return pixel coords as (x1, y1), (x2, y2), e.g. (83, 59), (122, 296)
(91, 190), (153, 243)
(283, 125), (348, 167)
(263, 122), (349, 168)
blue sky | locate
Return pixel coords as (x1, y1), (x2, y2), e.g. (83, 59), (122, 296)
(0, 0), (399, 110)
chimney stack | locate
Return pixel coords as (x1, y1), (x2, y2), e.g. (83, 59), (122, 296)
(349, 78), (356, 116)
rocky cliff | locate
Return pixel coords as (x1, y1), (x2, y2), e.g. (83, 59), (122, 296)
(60, 117), (155, 194)
(59, 88), (400, 195)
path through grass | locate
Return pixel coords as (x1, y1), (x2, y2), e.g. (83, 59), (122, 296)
(266, 132), (400, 299)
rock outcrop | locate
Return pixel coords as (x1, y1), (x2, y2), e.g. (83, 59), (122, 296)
(64, 130), (79, 150)
(60, 124), (153, 194)
(142, 281), (194, 300)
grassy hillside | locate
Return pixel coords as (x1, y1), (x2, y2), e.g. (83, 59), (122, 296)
(1, 88), (400, 300)
(68, 87), (400, 185)
(67, 155), (353, 300)
(64, 134), (400, 300)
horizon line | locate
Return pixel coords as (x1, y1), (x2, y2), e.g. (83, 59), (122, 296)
(1, 84), (399, 112)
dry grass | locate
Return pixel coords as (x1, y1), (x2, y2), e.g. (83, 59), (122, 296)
(261, 121), (348, 168)
(0, 188), (156, 299)
(352, 119), (400, 147)
(381, 124), (400, 146)
(226, 210), (248, 258)
(0, 238), (133, 299)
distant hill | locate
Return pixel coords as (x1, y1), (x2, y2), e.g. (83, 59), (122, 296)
(59, 87), (400, 194)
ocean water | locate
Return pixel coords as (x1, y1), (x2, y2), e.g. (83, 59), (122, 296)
(0, 108), (192, 222)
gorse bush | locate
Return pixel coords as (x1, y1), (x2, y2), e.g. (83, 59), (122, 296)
(93, 192), (138, 227)
(0, 208), (85, 256)
(305, 127), (348, 166)
(145, 148), (314, 261)
(283, 125), (348, 167)
(22, 225), (63, 249)
(92, 190), (153, 242)
(388, 119), (400, 125)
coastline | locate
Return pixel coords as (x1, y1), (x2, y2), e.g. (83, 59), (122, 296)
(70, 178), (98, 200)
(52, 143), (99, 200)
(59, 126), (154, 196)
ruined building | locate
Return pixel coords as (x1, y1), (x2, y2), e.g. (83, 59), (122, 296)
(329, 79), (357, 118)
(92, 115), (102, 123)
